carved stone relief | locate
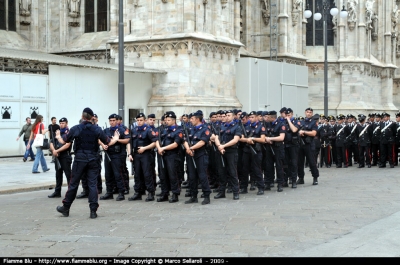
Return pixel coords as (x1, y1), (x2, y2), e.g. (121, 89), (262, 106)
(19, 0), (31, 16)
(347, 0), (358, 31)
(261, 0), (270, 26)
(67, 0), (81, 18)
(221, 0), (228, 9)
(291, 0), (302, 26)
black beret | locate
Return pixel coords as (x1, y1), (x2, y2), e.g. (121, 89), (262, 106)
(166, 112), (177, 119)
(257, 111), (263, 116)
(233, 109), (238, 115)
(161, 116), (165, 121)
(193, 110), (203, 117)
(382, 112), (390, 117)
(237, 109), (242, 113)
(375, 113), (382, 118)
(279, 107), (287, 113)
(148, 114), (155, 119)
(93, 114), (98, 118)
(269, 110), (277, 116)
(305, 107), (313, 112)
(83, 107), (94, 116)
(396, 112), (400, 117)
(136, 113), (146, 119)
(108, 113), (118, 119)
(225, 110), (233, 114)
(240, 112), (248, 119)
(182, 114), (189, 118)
(59, 117), (68, 123)
(285, 108), (293, 114)
(248, 111), (257, 116)
(262, 111), (269, 116)
(117, 115), (123, 120)
(221, 110), (227, 115)
(209, 112), (216, 118)
(358, 114), (366, 121)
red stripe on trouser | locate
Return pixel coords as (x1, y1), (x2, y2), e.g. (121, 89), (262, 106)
(345, 149), (348, 164)
(327, 147), (330, 164)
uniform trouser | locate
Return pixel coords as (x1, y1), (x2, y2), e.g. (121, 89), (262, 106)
(237, 147), (246, 187)
(371, 143), (380, 165)
(298, 144), (319, 179)
(216, 148), (239, 194)
(122, 160), (130, 191)
(158, 152), (180, 195)
(331, 142), (337, 164)
(346, 144), (358, 165)
(336, 146), (348, 166)
(178, 147), (186, 183)
(262, 146), (275, 184)
(241, 150), (264, 190)
(54, 155), (72, 194)
(264, 144), (284, 185)
(320, 145), (332, 167)
(284, 145), (299, 183)
(380, 143), (396, 166)
(150, 151), (157, 189)
(358, 144), (371, 166)
(133, 151), (155, 193)
(104, 155), (126, 193)
(186, 152), (211, 197)
(63, 160), (100, 211)
(395, 144), (399, 165)
(207, 146), (218, 186)
(81, 156), (102, 192)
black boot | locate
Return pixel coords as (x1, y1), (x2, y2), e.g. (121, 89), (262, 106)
(185, 192), (191, 197)
(312, 177), (318, 185)
(157, 194), (169, 202)
(292, 181), (297, 189)
(56, 206), (69, 217)
(185, 197), (198, 204)
(76, 190), (89, 199)
(128, 193), (142, 201)
(257, 189), (264, 195)
(48, 192), (61, 198)
(296, 178), (305, 184)
(201, 195), (210, 205)
(264, 183), (271, 191)
(226, 187), (233, 193)
(233, 193), (239, 200)
(249, 182), (256, 191)
(214, 191), (226, 199)
(145, 192), (155, 202)
(112, 187), (119, 194)
(100, 192), (114, 200)
(169, 194), (179, 203)
(282, 182), (289, 188)
(116, 193), (125, 201)
(277, 184), (283, 192)
(90, 211), (97, 219)
(239, 188), (248, 194)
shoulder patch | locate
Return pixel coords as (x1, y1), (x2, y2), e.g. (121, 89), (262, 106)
(124, 129), (129, 135)
(144, 127), (147, 131)
(282, 126), (286, 131)
(298, 121), (301, 125)
(205, 130), (210, 136)
(152, 131), (155, 136)
(179, 133), (183, 138)
(262, 127), (265, 131)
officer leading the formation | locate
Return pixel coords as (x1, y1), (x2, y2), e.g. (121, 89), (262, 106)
(55, 108), (117, 219)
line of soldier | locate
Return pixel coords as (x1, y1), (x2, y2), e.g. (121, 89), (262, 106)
(51, 107), (400, 218)
(314, 112), (400, 169)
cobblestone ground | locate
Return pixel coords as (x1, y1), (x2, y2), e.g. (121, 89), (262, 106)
(0, 164), (400, 257)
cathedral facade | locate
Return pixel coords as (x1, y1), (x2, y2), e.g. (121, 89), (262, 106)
(1, 0), (400, 116)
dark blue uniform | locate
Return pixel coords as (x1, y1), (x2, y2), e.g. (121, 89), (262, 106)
(131, 124), (156, 194)
(297, 118), (319, 183)
(264, 119), (286, 187)
(283, 118), (301, 185)
(216, 121), (242, 195)
(103, 126), (130, 194)
(185, 124), (211, 198)
(53, 127), (72, 195)
(62, 121), (109, 212)
(379, 121), (397, 167)
(241, 121), (265, 191)
(155, 125), (183, 197)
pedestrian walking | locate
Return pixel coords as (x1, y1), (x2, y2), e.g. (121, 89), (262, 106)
(16, 117), (35, 162)
(26, 115), (50, 174)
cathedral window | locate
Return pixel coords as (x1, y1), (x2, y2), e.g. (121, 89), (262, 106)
(306, 0), (334, 46)
(0, 0), (16, 31)
(85, 0), (109, 33)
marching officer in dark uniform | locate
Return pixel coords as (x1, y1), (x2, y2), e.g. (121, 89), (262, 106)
(379, 113), (397, 168)
(328, 116), (337, 165)
(207, 112), (219, 189)
(155, 111), (183, 203)
(183, 110), (212, 205)
(237, 112), (250, 192)
(213, 110), (242, 200)
(117, 115), (130, 194)
(99, 114), (130, 201)
(264, 111), (286, 192)
(56, 108), (116, 219)
(48, 117), (72, 198)
(283, 108), (301, 188)
(297, 108), (319, 185)
(371, 113), (382, 166)
(128, 113), (156, 202)
(239, 111), (266, 195)
(356, 114), (373, 168)
(345, 114), (358, 166)
(334, 114), (350, 168)
(146, 114), (157, 190)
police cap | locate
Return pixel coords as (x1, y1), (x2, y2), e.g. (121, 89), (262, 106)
(240, 112), (248, 119)
(148, 114), (155, 119)
(59, 117), (68, 123)
(108, 113), (118, 119)
(209, 112), (216, 118)
(305, 107), (313, 112)
(225, 110), (233, 114)
(83, 107), (94, 116)
(285, 108), (293, 114)
(279, 107), (287, 113)
(248, 111), (257, 116)
(136, 113), (146, 119)
(269, 110), (277, 116)
(166, 112), (177, 119)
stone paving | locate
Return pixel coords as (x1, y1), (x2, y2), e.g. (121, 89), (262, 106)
(0, 156), (400, 257)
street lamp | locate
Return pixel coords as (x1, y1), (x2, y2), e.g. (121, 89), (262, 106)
(304, 1), (347, 117)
